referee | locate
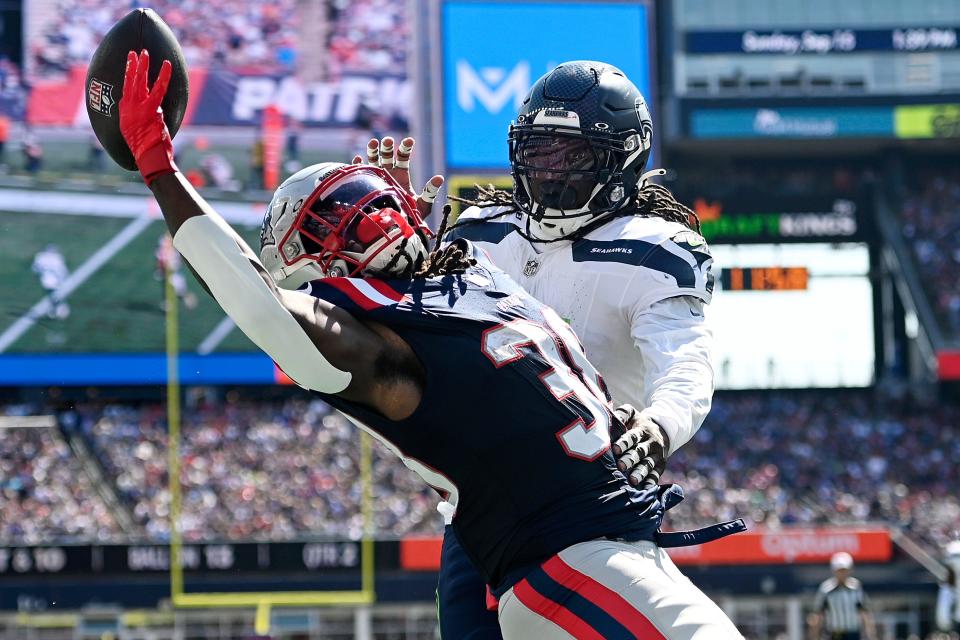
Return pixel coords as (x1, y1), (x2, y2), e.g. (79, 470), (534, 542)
(808, 552), (877, 640)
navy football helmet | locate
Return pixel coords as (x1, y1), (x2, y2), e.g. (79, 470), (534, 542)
(508, 61), (655, 240)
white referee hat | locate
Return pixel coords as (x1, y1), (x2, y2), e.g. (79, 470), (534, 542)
(831, 552), (854, 570)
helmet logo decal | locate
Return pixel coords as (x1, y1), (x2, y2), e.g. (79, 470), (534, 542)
(594, 122), (610, 130)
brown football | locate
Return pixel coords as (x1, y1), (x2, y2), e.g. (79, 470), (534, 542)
(85, 8), (189, 171)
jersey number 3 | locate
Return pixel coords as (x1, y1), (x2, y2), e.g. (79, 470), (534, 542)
(481, 308), (611, 461)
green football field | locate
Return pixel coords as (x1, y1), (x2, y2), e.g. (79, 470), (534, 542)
(0, 211), (258, 353)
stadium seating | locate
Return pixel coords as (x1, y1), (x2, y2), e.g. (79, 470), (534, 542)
(897, 168), (960, 340)
(4, 392), (957, 550)
(26, 0), (407, 78)
(0, 412), (121, 543)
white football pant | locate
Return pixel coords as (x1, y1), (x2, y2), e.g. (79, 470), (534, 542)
(497, 539), (743, 639)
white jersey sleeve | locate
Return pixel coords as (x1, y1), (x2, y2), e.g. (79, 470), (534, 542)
(629, 295), (714, 456)
(598, 217), (715, 455)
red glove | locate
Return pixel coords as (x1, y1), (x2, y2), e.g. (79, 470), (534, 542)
(119, 50), (177, 185)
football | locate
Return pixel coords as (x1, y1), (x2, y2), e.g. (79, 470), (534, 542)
(85, 8), (189, 171)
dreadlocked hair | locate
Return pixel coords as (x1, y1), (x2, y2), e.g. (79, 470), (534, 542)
(634, 183), (701, 234)
(413, 204), (477, 278)
(444, 178), (701, 242)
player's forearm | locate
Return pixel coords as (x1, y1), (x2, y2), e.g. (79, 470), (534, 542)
(149, 171), (214, 238)
(148, 172), (352, 393)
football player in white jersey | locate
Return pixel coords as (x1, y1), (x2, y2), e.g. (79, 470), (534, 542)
(361, 60), (719, 639)
(937, 540), (960, 632)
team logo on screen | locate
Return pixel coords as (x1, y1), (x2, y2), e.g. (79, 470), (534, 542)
(88, 79), (115, 117)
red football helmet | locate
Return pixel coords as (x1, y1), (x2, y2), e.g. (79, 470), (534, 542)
(260, 163), (432, 288)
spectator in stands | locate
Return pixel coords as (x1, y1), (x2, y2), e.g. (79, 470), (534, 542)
(899, 170), (960, 338)
(29, 0), (300, 78)
(6, 390), (958, 546)
(809, 552), (877, 640)
(0, 421), (120, 544)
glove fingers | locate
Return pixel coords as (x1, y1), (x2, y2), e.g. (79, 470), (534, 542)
(137, 50), (150, 101)
(365, 138), (379, 165)
(149, 60), (173, 109)
(637, 469), (661, 489)
(123, 51), (138, 99)
(628, 457), (656, 486)
(396, 137), (413, 169)
(612, 429), (649, 456)
(613, 404), (637, 423)
(616, 448), (643, 473)
(419, 175), (442, 203)
(379, 136), (395, 168)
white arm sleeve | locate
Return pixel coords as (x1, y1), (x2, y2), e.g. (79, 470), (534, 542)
(630, 295), (714, 456)
(173, 214), (351, 393)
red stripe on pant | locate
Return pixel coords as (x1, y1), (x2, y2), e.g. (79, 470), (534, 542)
(541, 555), (666, 639)
(512, 578), (606, 640)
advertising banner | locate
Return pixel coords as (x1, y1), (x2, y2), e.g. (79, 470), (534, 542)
(894, 104), (960, 138)
(398, 528), (892, 571)
(441, 1), (653, 170)
(189, 71), (410, 128)
(26, 67), (409, 128)
(690, 107), (893, 139)
(691, 196), (871, 244)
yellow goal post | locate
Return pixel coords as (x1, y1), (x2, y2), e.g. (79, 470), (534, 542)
(163, 264), (376, 636)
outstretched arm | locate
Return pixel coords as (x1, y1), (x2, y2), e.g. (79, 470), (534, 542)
(119, 51), (422, 417)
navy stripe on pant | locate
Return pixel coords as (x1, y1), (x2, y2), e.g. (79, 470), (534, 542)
(522, 565), (637, 639)
(438, 525), (503, 640)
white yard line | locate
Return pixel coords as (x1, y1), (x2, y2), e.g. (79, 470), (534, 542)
(197, 316), (237, 355)
(0, 189), (266, 224)
(0, 215), (154, 353)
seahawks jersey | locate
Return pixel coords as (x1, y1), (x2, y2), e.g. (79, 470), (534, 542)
(446, 206), (716, 454)
(306, 243), (674, 593)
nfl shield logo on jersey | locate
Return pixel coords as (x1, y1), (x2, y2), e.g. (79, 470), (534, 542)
(523, 259), (541, 277)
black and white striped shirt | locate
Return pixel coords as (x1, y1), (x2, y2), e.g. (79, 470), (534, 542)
(815, 577), (869, 632)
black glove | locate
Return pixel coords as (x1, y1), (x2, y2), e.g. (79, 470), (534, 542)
(611, 404), (671, 488)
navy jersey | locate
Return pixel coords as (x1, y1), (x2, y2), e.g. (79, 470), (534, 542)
(309, 243), (672, 593)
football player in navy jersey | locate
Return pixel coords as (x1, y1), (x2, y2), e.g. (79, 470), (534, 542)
(359, 61), (717, 639)
(117, 51), (743, 638)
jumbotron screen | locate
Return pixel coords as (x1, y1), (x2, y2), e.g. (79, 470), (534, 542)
(708, 242), (875, 389)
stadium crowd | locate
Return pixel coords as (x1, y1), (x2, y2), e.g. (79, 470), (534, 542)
(663, 391), (960, 550)
(0, 412), (120, 544)
(30, 0), (299, 76)
(82, 398), (438, 541)
(27, 0), (408, 78)
(898, 168), (960, 338)
(2, 391), (957, 550)
(326, 0), (408, 74)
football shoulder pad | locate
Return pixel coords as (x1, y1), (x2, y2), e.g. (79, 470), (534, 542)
(575, 215), (714, 307)
(445, 205), (521, 245)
